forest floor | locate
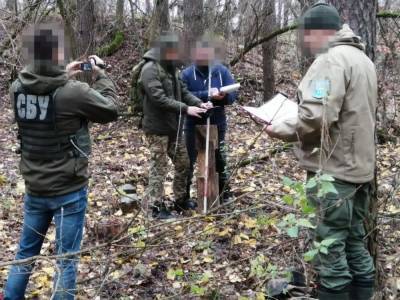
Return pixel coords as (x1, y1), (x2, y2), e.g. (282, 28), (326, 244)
(0, 29), (399, 299)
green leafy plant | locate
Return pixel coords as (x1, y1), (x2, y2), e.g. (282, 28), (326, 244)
(303, 238), (337, 261)
(250, 254), (278, 280)
(166, 268), (184, 280)
(280, 174), (339, 260)
(282, 177), (315, 214)
(189, 270), (213, 296)
(277, 213), (315, 238)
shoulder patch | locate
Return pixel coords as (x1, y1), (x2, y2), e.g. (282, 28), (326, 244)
(312, 79), (330, 100)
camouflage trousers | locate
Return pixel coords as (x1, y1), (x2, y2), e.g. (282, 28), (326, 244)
(307, 172), (375, 291)
(144, 134), (190, 210)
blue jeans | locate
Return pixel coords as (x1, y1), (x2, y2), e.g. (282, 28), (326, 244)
(4, 187), (88, 300)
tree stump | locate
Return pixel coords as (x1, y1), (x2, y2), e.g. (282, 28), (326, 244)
(196, 125), (219, 213)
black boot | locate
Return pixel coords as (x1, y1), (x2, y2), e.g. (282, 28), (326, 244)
(219, 181), (232, 204)
(152, 203), (173, 219)
(349, 279), (374, 300)
(174, 198), (197, 213)
(318, 286), (349, 300)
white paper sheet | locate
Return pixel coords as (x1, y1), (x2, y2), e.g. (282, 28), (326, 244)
(242, 93), (298, 124)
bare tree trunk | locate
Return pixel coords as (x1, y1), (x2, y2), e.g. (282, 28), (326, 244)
(277, 0), (283, 28)
(283, 0), (290, 27)
(57, 0), (78, 59)
(329, 0), (380, 292)
(262, 0), (276, 102)
(76, 0), (95, 82)
(221, 0), (233, 39)
(384, 0), (392, 10)
(116, 0), (125, 31)
(204, 0), (217, 30)
(128, 0), (135, 23)
(298, 0), (315, 12)
(157, 0), (170, 31)
(76, 0), (95, 57)
(6, 0), (17, 14)
(145, 0), (152, 14)
(298, 0), (316, 74)
(146, 0), (170, 46)
(183, 0), (204, 61)
(329, 0), (378, 60)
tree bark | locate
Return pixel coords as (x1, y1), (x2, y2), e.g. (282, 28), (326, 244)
(329, 0), (380, 291)
(329, 0), (378, 61)
(145, 0), (152, 14)
(183, 0), (204, 62)
(262, 0), (277, 102)
(146, 0), (170, 46)
(116, 0), (125, 31)
(76, 0), (95, 82)
(283, 0), (290, 27)
(204, 0), (217, 30)
(57, 0), (78, 60)
(77, 0), (95, 56)
(6, 0), (17, 14)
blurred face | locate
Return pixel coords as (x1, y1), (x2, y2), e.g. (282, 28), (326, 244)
(22, 23), (67, 66)
(163, 47), (179, 61)
(301, 29), (337, 55)
(191, 46), (215, 66)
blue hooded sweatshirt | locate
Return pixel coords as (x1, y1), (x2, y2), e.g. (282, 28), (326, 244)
(181, 63), (238, 127)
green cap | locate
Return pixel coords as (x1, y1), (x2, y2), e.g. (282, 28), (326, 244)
(300, 1), (341, 30)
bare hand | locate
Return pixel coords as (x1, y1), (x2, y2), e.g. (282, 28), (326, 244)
(200, 102), (213, 110)
(212, 92), (226, 100)
(264, 125), (279, 138)
(89, 55), (106, 75)
(187, 106), (207, 118)
(66, 61), (83, 78)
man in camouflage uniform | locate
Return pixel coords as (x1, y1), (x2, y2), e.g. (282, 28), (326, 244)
(265, 2), (377, 300)
(139, 33), (212, 219)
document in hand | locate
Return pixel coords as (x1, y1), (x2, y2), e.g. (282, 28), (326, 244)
(220, 83), (240, 94)
(242, 93), (298, 124)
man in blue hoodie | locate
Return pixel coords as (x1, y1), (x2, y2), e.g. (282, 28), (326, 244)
(181, 38), (238, 202)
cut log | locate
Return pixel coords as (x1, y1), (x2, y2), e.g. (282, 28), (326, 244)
(196, 125), (219, 213)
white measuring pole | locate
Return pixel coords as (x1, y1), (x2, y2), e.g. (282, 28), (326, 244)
(203, 64), (212, 214)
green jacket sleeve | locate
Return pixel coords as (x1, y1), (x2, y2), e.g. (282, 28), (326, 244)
(63, 73), (119, 123)
(180, 78), (203, 107)
(270, 54), (346, 143)
(141, 62), (190, 113)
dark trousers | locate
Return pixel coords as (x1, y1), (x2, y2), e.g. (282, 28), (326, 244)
(306, 172), (375, 291)
(184, 124), (229, 198)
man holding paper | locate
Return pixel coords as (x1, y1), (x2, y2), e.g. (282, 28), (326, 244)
(181, 36), (238, 202)
(264, 2), (377, 300)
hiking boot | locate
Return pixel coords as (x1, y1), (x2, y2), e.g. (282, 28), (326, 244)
(152, 204), (173, 220)
(318, 286), (349, 300)
(349, 279), (374, 300)
(174, 198), (198, 212)
(220, 190), (233, 204)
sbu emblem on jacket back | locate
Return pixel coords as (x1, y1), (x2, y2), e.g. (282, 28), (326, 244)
(14, 92), (55, 123)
